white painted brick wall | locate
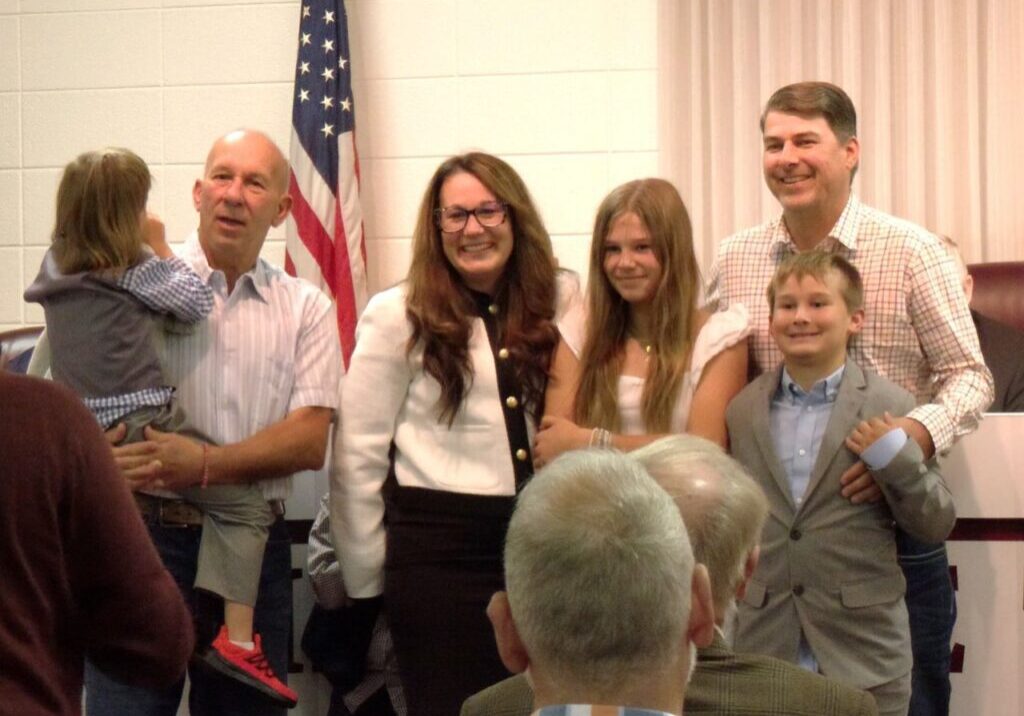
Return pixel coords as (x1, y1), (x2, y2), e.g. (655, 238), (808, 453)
(2, 0), (658, 336)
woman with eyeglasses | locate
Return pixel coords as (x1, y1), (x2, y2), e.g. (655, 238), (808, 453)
(330, 152), (578, 715)
(534, 178), (749, 465)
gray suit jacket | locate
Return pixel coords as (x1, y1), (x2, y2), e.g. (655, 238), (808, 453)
(727, 359), (955, 690)
(460, 633), (878, 716)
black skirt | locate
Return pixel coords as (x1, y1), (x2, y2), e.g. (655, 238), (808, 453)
(384, 484), (515, 716)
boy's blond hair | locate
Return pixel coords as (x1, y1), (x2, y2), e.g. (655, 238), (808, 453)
(767, 251), (864, 314)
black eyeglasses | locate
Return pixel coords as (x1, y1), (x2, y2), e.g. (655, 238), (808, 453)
(434, 202), (508, 233)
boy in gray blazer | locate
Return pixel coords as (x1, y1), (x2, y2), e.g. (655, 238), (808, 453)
(727, 252), (955, 716)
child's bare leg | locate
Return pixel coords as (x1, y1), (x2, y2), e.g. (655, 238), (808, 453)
(224, 601), (254, 644)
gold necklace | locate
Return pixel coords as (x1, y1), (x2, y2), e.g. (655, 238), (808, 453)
(627, 330), (653, 355)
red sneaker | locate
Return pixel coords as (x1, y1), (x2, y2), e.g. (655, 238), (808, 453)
(199, 626), (298, 708)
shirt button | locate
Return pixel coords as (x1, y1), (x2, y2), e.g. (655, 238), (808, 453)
(515, 449), (528, 461)
(793, 584), (805, 596)
(506, 396), (519, 409)
(498, 348), (509, 360)
(790, 528), (802, 540)
(488, 303), (499, 315)
(798, 448), (807, 456)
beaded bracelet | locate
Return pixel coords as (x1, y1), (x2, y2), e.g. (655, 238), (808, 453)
(589, 427), (612, 449)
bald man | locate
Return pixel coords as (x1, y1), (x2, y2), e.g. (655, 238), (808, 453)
(85, 130), (342, 716)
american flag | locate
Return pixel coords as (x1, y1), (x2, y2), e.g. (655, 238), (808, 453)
(285, 0), (366, 367)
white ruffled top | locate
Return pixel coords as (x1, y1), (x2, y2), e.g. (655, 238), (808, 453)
(561, 303), (750, 434)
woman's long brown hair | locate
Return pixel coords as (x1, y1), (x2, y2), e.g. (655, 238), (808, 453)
(405, 152), (560, 426)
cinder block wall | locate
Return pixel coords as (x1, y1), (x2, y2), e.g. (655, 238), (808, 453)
(1, 0), (659, 331)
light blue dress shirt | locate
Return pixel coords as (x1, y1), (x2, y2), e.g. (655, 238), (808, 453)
(770, 364), (846, 673)
(770, 365), (847, 508)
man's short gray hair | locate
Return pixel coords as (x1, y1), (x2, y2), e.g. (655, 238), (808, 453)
(504, 449), (694, 692)
(633, 436), (768, 613)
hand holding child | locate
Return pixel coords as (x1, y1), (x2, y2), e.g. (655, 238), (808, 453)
(104, 424), (205, 491)
(104, 423), (163, 491)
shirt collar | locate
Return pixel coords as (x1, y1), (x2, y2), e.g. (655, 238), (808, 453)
(183, 231), (271, 302)
(532, 707), (676, 716)
(779, 363), (846, 403)
(768, 193), (863, 257)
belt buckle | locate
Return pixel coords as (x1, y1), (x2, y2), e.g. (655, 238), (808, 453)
(158, 499), (197, 529)
(134, 494), (164, 527)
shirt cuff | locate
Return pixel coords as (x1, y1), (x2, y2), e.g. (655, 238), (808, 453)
(907, 403), (953, 454)
(862, 428), (908, 471)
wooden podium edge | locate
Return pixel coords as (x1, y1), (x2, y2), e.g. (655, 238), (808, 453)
(948, 518), (1024, 541)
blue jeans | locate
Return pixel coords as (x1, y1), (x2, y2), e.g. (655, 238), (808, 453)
(85, 514), (293, 716)
(897, 530), (956, 716)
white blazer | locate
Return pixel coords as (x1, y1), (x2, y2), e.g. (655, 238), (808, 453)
(331, 273), (580, 597)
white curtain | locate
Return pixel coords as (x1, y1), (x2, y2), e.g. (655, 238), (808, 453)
(658, 0), (1024, 272)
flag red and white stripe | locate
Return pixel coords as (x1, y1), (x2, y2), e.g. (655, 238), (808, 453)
(285, 0), (366, 367)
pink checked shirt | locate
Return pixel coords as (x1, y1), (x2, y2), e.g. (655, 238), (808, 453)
(706, 194), (993, 452)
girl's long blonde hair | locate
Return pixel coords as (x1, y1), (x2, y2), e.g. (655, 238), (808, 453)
(52, 147), (151, 274)
(575, 178), (700, 432)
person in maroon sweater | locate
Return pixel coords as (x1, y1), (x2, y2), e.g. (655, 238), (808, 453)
(0, 372), (193, 716)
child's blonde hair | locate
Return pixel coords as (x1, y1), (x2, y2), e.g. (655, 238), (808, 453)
(52, 147), (151, 274)
(767, 251), (864, 314)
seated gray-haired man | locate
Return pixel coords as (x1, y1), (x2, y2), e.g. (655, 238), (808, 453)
(465, 436), (879, 716)
(485, 449), (715, 715)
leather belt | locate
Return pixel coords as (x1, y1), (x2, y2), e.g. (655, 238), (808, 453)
(134, 493), (204, 527)
(134, 494), (285, 526)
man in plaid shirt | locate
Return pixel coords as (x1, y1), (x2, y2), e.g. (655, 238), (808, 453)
(706, 81), (993, 716)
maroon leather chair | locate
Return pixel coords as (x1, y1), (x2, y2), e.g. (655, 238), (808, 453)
(0, 326), (44, 373)
(967, 262), (1024, 333)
